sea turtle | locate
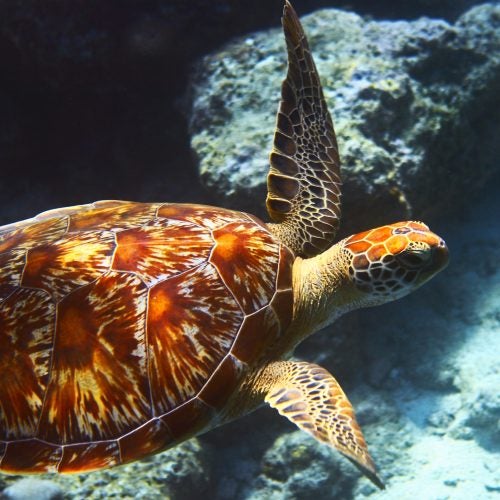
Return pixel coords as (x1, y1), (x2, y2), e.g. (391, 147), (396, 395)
(0, 1), (448, 489)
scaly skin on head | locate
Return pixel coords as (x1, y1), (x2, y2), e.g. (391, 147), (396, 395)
(288, 221), (449, 347)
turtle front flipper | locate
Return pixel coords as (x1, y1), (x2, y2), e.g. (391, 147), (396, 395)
(266, 1), (342, 258)
(259, 360), (384, 489)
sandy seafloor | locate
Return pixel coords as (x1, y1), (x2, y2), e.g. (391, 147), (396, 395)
(351, 180), (500, 499)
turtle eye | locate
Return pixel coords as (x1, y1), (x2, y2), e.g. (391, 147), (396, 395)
(395, 248), (431, 269)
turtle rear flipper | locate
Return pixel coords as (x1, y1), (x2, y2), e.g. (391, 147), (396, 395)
(259, 360), (385, 490)
(267, 1), (342, 258)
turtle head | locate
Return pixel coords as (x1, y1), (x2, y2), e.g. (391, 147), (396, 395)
(343, 221), (449, 306)
(290, 220), (448, 339)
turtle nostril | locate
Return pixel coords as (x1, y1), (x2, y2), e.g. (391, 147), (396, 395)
(434, 240), (449, 269)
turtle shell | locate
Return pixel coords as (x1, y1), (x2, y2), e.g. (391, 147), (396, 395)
(0, 201), (294, 473)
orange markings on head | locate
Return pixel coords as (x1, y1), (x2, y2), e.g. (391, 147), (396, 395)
(346, 240), (371, 254)
(346, 221), (448, 301)
(346, 224), (427, 258)
(347, 228), (371, 242)
(407, 221), (429, 231)
(367, 225), (392, 243)
(385, 235), (408, 255)
(409, 231), (440, 245)
(345, 226), (393, 251)
(367, 244), (387, 262)
(387, 221), (441, 248)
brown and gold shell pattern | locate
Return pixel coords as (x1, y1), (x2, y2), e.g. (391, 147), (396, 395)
(0, 201), (294, 473)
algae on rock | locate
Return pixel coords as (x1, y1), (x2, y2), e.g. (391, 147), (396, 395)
(188, 4), (500, 231)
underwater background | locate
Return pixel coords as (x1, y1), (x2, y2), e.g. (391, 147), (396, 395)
(0, 1), (499, 499)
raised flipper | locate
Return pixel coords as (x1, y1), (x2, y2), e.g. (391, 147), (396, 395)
(266, 1), (342, 258)
(259, 360), (384, 489)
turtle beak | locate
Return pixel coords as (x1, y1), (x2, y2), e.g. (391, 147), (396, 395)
(416, 237), (449, 287)
(432, 238), (449, 271)
(418, 238), (449, 286)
